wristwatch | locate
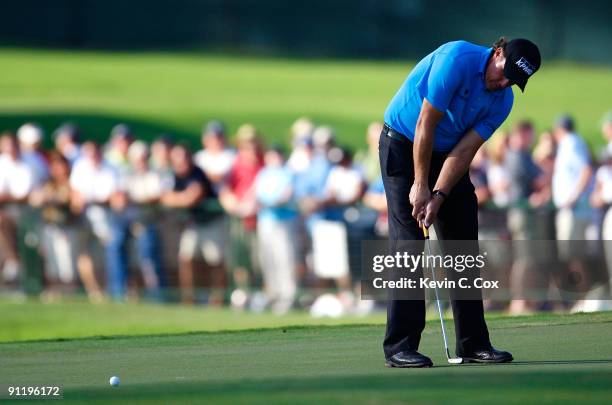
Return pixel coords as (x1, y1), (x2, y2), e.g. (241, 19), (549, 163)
(432, 189), (448, 200)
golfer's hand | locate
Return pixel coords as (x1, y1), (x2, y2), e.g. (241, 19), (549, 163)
(423, 194), (444, 228)
(409, 182), (430, 224)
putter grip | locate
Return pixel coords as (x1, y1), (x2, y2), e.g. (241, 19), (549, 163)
(422, 225), (429, 239)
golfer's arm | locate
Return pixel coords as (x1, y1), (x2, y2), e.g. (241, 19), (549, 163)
(433, 130), (484, 195)
(414, 99), (444, 185)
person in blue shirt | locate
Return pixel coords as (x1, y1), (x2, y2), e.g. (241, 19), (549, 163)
(254, 145), (299, 314)
(380, 37), (541, 367)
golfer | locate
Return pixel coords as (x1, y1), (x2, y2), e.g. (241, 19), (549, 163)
(380, 37), (541, 367)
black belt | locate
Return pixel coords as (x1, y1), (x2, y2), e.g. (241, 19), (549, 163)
(383, 124), (411, 144)
(383, 123), (449, 158)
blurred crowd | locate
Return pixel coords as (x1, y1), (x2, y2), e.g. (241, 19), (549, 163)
(470, 113), (612, 313)
(1, 112), (612, 315)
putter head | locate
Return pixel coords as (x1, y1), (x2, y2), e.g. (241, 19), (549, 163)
(448, 357), (463, 364)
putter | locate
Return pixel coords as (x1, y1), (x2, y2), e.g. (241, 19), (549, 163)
(422, 225), (463, 365)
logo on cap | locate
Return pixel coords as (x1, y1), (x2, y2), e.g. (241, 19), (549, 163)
(515, 57), (535, 76)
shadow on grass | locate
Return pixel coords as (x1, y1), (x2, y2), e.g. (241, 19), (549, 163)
(62, 370), (612, 403)
(0, 112), (196, 148)
(510, 359), (612, 366)
(434, 359), (612, 368)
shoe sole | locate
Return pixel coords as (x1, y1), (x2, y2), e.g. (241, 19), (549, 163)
(461, 356), (513, 364)
(385, 362), (433, 368)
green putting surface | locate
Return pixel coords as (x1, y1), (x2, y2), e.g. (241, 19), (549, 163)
(2, 311), (611, 404)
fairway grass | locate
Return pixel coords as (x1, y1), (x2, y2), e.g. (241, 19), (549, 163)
(0, 48), (610, 149)
(1, 311), (612, 403)
(0, 298), (384, 342)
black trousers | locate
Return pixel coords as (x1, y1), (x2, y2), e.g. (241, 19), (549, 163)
(379, 129), (491, 359)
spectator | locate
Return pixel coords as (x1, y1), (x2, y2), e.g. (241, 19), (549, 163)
(17, 123), (48, 187)
(0, 132), (35, 283)
(194, 120), (236, 191)
(322, 146), (367, 221)
(471, 145), (511, 310)
(161, 144), (222, 305)
(29, 152), (103, 301)
(53, 123), (81, 166)
(254, 145), (298, 314)
(506, 121), (540, 214)
(70, 141), (120, 298)
(315, 146), (366, 291)
(530, 130), (559, 290)
(471, 146), (508, 238)
(102, 124), (137, 300)
(150, 134), (175, 190)
(552, 115), (594, 305)
(363, 176), (388, 237)
(505, 121), (543, 314)
(105, 124), (133, 175)
(111, 141), (167, 300)
(287, 117), (315, 173)
(470, 146), (491, 208)
(296, 126), (335, 228)
(486, 131), (511, 209)
(354, 121), (383, 184)
(591, 138), (612, 310)
(219, 125), (264, 298)
(530, 130), (556, 212)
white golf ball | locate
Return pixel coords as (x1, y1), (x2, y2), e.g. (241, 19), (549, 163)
(109, 376), (120, 387)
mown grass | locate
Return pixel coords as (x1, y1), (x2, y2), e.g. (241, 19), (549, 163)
(1, 312), (611, 404)
(0, 49), (610, 151)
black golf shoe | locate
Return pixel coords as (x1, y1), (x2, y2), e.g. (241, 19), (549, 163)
(459, 347), (513, 364)
(385, 350), (433, 368)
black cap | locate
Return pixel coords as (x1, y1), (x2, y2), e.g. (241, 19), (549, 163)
(154, 133), (174, 145)
(111, 123), (133, 140)
(53, 122), (81, 142)
(555, 114), (575, 132)
(503, 38), (541, 92)
(203, 120), (226, 137)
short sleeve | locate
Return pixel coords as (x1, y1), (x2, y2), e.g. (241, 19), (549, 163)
(473, 91), (514, 141)
(426, 52), (464, 112)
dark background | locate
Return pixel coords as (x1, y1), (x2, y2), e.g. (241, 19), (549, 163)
(1, 0), (611, 63)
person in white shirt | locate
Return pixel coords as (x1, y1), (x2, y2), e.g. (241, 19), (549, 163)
(29, 151), (103, 302)
(0, 132), (35, 282)
(551, 115), (594, 306)
(193, 121), (236, 191)
(16, 123), (49, 187)
(552, 115), (593, 241)
(70, 141), (121, 298)
(324, 147), (367, 210)
(317, 146), (367, 291)
(70, 142), (119, 218)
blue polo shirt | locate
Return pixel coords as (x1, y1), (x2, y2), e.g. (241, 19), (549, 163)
(384, 40), (514, 152)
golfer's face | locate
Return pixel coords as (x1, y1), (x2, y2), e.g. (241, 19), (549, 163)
(486, 50), (512, 91)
